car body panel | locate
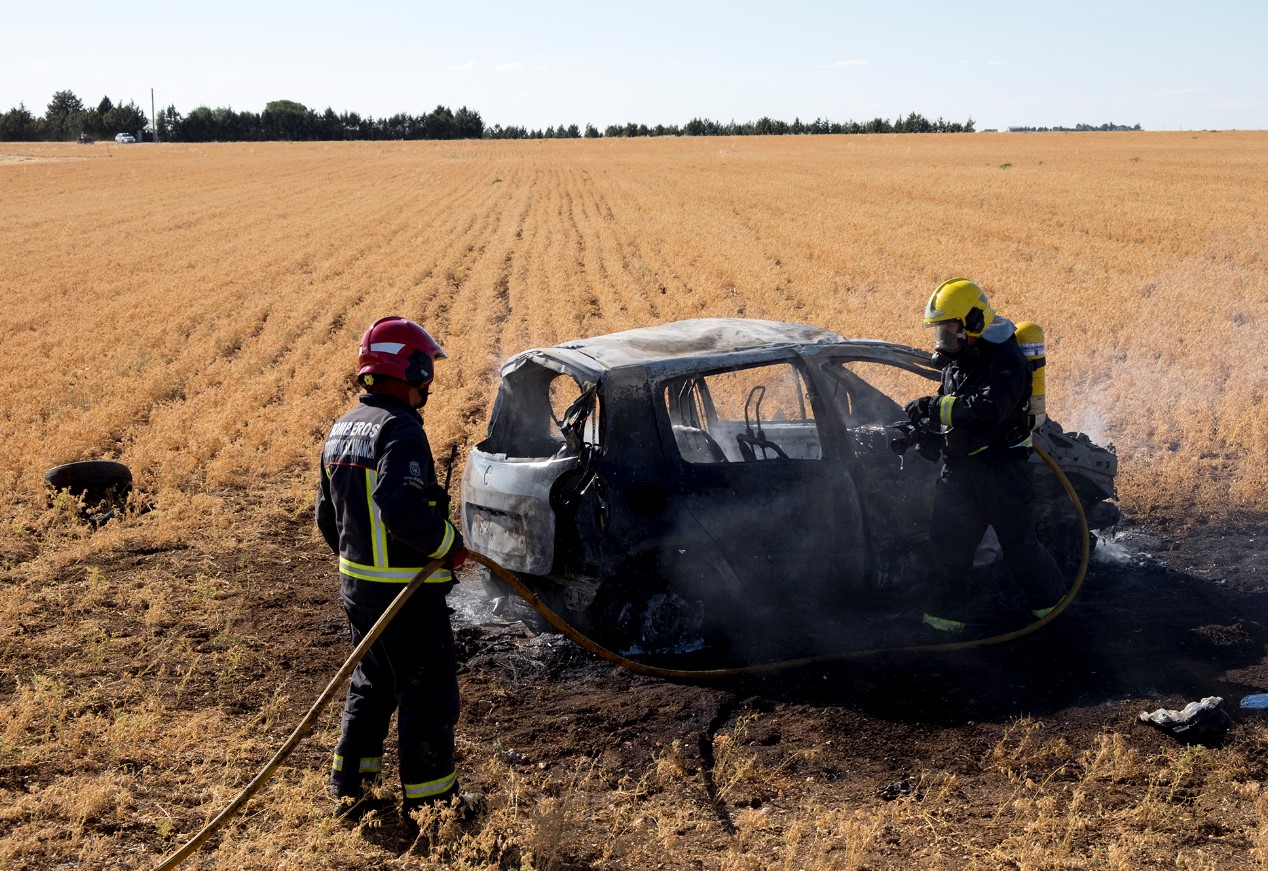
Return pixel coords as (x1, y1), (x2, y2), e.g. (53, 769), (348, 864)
(463, 449), (577, 574)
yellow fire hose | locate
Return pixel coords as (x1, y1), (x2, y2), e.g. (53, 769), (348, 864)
(154, 444), (1088, 869)
(152, 556), (447, 871)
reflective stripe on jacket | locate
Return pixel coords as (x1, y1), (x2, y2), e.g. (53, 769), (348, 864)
(315, 394), (461, 606)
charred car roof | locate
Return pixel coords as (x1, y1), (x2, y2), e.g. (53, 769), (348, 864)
(508, 318), (858, 382)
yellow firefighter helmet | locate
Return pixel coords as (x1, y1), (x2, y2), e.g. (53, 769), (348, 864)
(923, 278), (996, 337)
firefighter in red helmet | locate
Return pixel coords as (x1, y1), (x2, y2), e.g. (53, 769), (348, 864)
(315, 316), (468, 823)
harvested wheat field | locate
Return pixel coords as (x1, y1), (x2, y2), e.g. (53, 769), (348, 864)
(1, 134), (1267, 870)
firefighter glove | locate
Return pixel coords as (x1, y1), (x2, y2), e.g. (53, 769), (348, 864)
(447, 546), (468, 570)
(916, 430), (942, 463)
(905, 396), (934, 424)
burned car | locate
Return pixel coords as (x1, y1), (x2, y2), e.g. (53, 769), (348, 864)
(461, 319), (1118, 652)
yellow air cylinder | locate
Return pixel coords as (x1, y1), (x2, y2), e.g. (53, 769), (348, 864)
(1015, 321), (1046, 428)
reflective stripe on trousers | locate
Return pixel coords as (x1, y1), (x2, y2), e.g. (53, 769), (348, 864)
(404, 770), (457, 801)
(332, 754), (382, 775)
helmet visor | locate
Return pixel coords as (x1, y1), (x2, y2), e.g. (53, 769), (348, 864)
(926, 320), (965, 353)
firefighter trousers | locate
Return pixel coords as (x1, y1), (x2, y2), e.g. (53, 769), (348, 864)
(925, 451), (1067, 623)
(331, 593), (459, 806)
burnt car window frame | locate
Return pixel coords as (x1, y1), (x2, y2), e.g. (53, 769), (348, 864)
(657, 356), (828, 465)
(819, 349), (942, 424)
(479, 355), (601, 459)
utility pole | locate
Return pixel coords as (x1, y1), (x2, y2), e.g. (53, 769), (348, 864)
(151, 88), (157, 142)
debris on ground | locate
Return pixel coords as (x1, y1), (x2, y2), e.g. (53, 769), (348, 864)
(877, 779), (916, 801)
(1138, 696), (1235, 746)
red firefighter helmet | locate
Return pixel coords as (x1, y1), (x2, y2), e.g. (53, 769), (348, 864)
(356, 316), (447, 387)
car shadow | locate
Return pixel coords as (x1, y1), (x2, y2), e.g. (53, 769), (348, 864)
(715, 557), (1268, 725)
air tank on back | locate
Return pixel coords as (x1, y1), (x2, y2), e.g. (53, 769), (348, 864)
(1015, 321), (1046, 428)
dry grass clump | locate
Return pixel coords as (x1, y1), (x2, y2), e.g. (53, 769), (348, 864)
(704, 717), (1266, 871)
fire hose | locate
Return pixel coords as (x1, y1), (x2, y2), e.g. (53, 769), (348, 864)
(153, 444), (1087, 869)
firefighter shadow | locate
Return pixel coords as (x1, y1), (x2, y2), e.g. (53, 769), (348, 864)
(741, 559), (1268, 726)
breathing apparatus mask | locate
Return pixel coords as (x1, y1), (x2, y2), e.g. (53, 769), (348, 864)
(927, 319), (966, 356)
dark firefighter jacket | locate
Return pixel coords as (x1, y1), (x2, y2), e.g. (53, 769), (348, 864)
(315, 393), (462, 610)
(929, 324), (1034, 461)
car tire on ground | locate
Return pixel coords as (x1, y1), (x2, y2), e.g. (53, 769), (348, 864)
(44, 461), (133, 500)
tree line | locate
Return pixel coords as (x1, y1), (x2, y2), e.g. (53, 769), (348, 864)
(1, 91), (150, 142)
(2, 90), (980, 143)
(1006, 123), (1142, 132)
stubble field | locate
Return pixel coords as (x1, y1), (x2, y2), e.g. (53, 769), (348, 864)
(1, 133), (1266, 869)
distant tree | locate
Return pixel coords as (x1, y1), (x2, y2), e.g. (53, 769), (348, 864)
(894, 112), (932, 133)
(422, 105), (457, 139)
(685, 117), (725, 136)
(103, 100), (149, 137)
(385, 112), (418, 139)
(340, 110), (367, 138)
(237, 109), (262, 140)
(317, 107), (340, 139)
(454, 106), (484, 138)
(754, 116), (789, 135)
(262, 99), (316, 140)
(210, 106), (243, 140)
(489, 124), (528, 139)
(177, 106), (217, 141)
(584, 123), (600, 138)
(0, 103), (37, 141)
(156, 105), (181, 140)
(45, 90), (86, 140)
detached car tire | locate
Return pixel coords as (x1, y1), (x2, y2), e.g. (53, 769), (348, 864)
(44, 461), (133, 500)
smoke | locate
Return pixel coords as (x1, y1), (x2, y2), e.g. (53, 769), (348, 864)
(1071, 406), (1109, 447)
(1091, 535), (1136, 566)
(1049, 240), (1268, 516)
(1092, 530), (1167, 568)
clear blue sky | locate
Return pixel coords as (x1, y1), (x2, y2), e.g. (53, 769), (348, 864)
(4, 0), (1264, 131)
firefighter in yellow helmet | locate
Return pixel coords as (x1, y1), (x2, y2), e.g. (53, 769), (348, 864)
(904, 279), (1066, 634)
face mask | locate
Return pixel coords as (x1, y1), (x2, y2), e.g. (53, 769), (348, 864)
(930, 321), (965, 355)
